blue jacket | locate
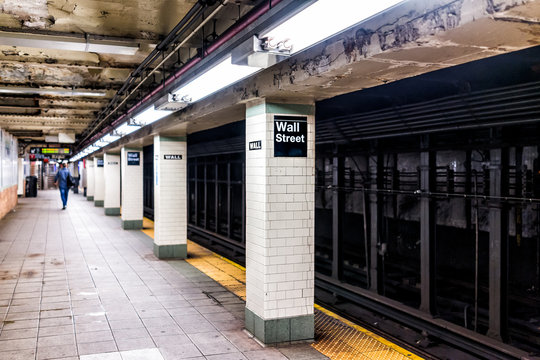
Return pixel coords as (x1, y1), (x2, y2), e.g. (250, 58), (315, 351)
(55, 168), (71, 189)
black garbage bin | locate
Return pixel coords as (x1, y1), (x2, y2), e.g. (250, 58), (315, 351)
(25, 176), (38, 197)
(72, 178), (80, 194)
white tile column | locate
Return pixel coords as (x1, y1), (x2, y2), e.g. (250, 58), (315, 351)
(104, 153), (121, 216)
(121, 147), (143, 230)
(86, 158), (94, 201)
(153, 135), (187, 259)
(93, 157), (105, 207)
(245, 100), (315, 344)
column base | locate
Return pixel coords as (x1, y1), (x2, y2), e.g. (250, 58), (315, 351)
(94, 200), (104, 207)
(245, 308), (314, 345)
(122, 220), (143, 230)
(105, 207), (121, 216)
(87, 196), (94, 201)
(153, 243), (187, 259)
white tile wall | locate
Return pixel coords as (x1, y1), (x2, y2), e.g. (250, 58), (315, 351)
(153, 136), (187, 247)
(93, 157), (105, 202)
(104, 153), (121, 208)
(121, 148), (143, 222)
(245, 103), (315, 321)
(86, 160), (95, 197)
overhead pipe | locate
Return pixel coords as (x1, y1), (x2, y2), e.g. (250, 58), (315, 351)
(82, 0), (284, 149)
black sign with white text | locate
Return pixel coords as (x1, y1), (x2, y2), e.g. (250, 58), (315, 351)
(97, 159), (104, 167)
(274, 115), (307, 157)
(164, 154), (183, 160)
(249, 140), (262, 151)
(127, 152), (140, 166)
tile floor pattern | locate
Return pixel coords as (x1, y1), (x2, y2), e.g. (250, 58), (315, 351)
(0, 191), (327, 360)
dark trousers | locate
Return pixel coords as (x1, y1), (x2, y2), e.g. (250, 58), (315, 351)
(59, 187), (69, 207)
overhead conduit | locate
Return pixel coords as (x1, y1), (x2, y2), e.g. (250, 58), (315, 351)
(81, 0), (284, 149)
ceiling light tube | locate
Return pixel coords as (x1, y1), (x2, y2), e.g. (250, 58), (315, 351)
(0, 86), (107, 97)
(133, 106), (173, 125)
(115, 122), (141, 136)
(173, 56), (261, 103)
(0, 31), (140, 55)
(262, 0), (404, 55)
(102, 133), (120, 143)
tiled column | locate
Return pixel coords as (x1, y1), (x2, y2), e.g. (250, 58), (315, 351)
(121, 147), (143, 230)
(86, 158), (94, 201)
(104, 153), (121, 216)
(153, 135), (187, 259)
(244, 100), (315, 344)
(93, 157), (105, 207)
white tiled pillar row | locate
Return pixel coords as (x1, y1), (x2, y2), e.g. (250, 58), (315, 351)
(245, 100), (315, 344)
(93, 157), (105, 207)
(153, 135), (187, 259)
(86, 159), (95, 201)
(103, 153), (121, 216)
(121, 147), (144, 230)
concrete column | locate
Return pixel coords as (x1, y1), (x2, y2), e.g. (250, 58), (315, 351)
(104, 153), (121, 216)
(121, 147), (143, 229)
(244, 100), (315, 344)
(153, 135), (187, 259)
(93, 157), (105, 207)
(87, 158), (94, 201)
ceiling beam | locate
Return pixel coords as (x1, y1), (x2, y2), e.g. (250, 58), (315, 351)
(0, 30), (146, 55)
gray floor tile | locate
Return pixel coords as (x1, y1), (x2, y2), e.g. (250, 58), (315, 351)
(76, 330), (114, 344)
(36, 344), (78, 360)
(159, 344), (203, 360)
(78, 340), (118, 356)
(116, 336), (156, 351)
(0, 349), (36, 360)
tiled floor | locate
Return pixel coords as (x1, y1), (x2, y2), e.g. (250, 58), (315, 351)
(0, 191), (327, 360)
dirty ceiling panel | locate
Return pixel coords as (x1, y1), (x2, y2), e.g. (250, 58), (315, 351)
(0, 0), (203, 142)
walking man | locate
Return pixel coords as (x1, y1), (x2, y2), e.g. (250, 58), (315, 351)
(54, 162), (72, 210)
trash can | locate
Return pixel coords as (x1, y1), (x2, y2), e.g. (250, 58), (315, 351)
(72, 177), (80, 194)
(25, 176), (38, 197)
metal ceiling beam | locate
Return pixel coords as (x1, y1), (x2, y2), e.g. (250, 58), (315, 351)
(0, 31), (144, 55)
(0, 105), (99, 111)
(0, 87), (107, 97)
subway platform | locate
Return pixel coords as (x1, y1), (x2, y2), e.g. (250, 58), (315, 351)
(0, 191), (421, 360)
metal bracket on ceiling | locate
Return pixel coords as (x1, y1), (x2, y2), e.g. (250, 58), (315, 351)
(127, 117), (143, 126)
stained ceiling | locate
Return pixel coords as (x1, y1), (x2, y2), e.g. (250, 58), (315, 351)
(0, 0), (258, 143)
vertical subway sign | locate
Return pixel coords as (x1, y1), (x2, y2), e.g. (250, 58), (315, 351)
(274, 115), (307, 157)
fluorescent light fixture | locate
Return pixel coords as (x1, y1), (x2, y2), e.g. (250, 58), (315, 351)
(94, 139), (109, 147)
(0, 31), (140, 55)
(133, 106), (173, 125)
(0, 86), (106, 97)
(262, 0), (403, 54)
(173, 56), (261, 103)
(115, 121), (141, 136)
(102, 133), (120, 143)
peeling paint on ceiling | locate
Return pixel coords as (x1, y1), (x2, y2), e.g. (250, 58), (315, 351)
(3, 0), (52, 28)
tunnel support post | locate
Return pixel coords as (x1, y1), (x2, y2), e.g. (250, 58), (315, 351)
(487, 147), (508, 341)
(244, 99), (315, 345)
(420, 136), (436, 315)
